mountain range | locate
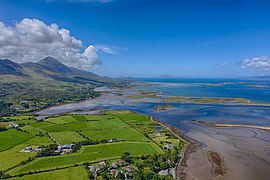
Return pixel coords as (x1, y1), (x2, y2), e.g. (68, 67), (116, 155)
(0, 57), (113, 84)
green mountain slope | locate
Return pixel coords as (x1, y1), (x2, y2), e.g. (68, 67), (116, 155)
(0, 57), (128, 115)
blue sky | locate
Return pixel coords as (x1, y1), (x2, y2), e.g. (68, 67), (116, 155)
(1, 0), (270, 77)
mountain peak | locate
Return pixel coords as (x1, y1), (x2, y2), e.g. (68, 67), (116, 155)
(0, 59), (25, 76)
(38, 56), (62, 65)
(0, 57), (110, 84)
(37, 57), (72, 73)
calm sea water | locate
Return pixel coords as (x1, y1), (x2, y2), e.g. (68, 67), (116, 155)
(38, 78), (270, 132)
(141, 78), (270, 103)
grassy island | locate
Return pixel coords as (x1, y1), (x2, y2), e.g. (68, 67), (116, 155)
(153, 105), (176, 112)
(128, 90), (265, 105)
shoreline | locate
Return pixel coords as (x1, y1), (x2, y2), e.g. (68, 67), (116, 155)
(193, 120), (270, 131)
(35, 92), (112, 116)
(150, 116), (200, 180)
(150, 117), (231, 179)
(36, 85), (270, 117)
(32, 87), (270, 179)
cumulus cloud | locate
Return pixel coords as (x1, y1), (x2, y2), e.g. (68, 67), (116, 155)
(241, 56), (270, 70)
(0, 18), (103, 70)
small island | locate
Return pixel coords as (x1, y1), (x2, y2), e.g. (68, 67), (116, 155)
(128, 89), (270, 106)
(128, 90), (162, 99)
(153, 105), (176, 112)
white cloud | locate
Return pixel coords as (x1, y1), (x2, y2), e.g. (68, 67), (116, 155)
(95, 44), (128, 54)
(0, 18), (103, 70)
(241, 56), (270, 70)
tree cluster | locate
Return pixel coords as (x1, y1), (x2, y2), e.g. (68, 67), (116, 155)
(37, 144), (59, 157)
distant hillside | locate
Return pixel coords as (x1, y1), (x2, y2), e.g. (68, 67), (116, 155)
(0, 57), (113, 85)
(0, 57), (131, 114)
(243, 75), (270, 80)
(0, 59), (25, 76)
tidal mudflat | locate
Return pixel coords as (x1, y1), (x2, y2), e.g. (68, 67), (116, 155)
(184, 122), (270, 180)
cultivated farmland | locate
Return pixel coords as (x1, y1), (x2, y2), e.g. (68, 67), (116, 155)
(0, 110), (182, 179)
(0, 129), (33, 151)
(9, 166), (89, 180)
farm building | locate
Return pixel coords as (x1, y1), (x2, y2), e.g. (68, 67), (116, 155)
(164, 143), (175, 149)
(9, 122), (19, 128)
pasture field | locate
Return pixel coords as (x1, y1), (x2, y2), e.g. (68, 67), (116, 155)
(152, 136), (180, 147)
(39, 124), (70, 132)
(45, 116), (77, 125)
(25, 136), (54, 146)
(70, 114), (88, 121)
(9, 142), (162, 175)
(0, 135), (54, 171)
(45, 117), (68, 125)
(84, 114), (116, 121)
(15, 120), (37, 126)
(4, 116), (33, 121)
(20, 125), (46, 135)
(61, 118), (128, 131)
(9, 166), (89, 180)
(49, 132), (86, 144)
(80, 127), (149, 141)
(105, 110), (154, 125)
(29, 121), (53, 128)
(0, 129), (33, 152)
(0, 144), (36, 172)
(23, 122), (70, 133)
(0, 110), (183, 179)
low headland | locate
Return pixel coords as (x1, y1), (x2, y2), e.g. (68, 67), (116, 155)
(193, 120), (270, 131)
(128, 90), (270, 106)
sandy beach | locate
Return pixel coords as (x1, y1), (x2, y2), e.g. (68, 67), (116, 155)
(193, 120), (270, 131)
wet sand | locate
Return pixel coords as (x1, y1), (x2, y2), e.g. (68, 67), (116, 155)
(193, 120), (270, 131)
(184, 123), (270, 180)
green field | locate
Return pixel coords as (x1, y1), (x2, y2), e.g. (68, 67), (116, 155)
(9, 166), (89, 180)
(61, 119), (128, 131)
(16, 120), (37, 126)
(24, 136), (54, 146)
(0, 129), (33, 152)
(29, 122), (53, 128)
(0, 144), (36, 171)
(21, 125), (46, 135)
(0, 110), (182, 179)
(70, 115), (88, 121)
(22, 123), (69, 133)
(105, 111), (154, 125)
(0, 136), (54, 171)
(9, 142), (162, 175)
(80, 127), (149, 141)
(49, 132), (86, 144)
(4, 116), (33, 121)
(40, 124), (70, 132)
(45, 116), (78, 125)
